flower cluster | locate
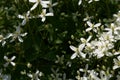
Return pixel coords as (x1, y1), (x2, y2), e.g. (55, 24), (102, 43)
(0, 0), (120, 80)
(70, 10), (120, 79)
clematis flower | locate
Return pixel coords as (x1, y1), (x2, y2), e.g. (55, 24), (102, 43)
(8, 26), (27, 42)
(47, 0), (58, 13)
(105, 23), (120, 35)
(113, 56), (120, 70)
(80, 36), (92, 48)
(86, 21), (101, 32)
(38, 9), (53, 22)
(18, 11), (30, 26)
(27, 70), (42, 80)
(4, 56), (16, 67)
(29, 0), (50, 11)
(70, 44), (86, 59)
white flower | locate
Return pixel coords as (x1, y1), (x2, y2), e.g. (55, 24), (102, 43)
(105, 23), (120, 35)
(4, 56), (16, 67)
(8, 26), (27, 42)
(38, 9), (53, 22)
(81, 36), (92, 44)
(89, 70), (99, 80)
(70, 44), (86, 59)
(86, 21), (101, 32)
(80, 36), (92, 49)
(18, 11), (30, 26)
(99, 70), (112, 80)
(114, 11), (120, 25)
(98, 32), (115, 42)
(113, 56), (120, 70)
(46, 0), (58, 13)
(89, 70), (112, 80)
(79, 64), (89, 76)
(83, 15), (93, 21)
(70, 45), (79, 59)
(27, 70), (42, 80)
(92, 41), (113, 58)
(29, 0), (50, 11)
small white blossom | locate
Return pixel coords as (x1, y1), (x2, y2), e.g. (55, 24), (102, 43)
(92, 40), (113, 58)
(98, 32), (115, 42)
(86, 21), (101, 32)
(47, 0), (58, 13)
(114, 11), (120, 25)
(8, 26), (27, 42)
(38, 9), (53, 22)
(29, 0), (50, 11)
(70, 44), (85, 59)
(27, 70), (42, 80)
(90, 70), (112, 80)
(4, 56), (16, 67)
(113, 56), (120, 70)
(98, 70), (112, 80)
(105, 23), (120, 35)
(18, 11), (30, 26)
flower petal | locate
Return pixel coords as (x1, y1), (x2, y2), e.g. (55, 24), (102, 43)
(11, 56), (16, 61)
(87, 21), (92, 27)
(30, 2), (38, 11)
(86, 27), (92, 32)
(94, 23), (101, 27)
(71, 53), (77, 59)
(10, 62), (16, 66)
(18, 15), (24, 19)
(29, 0), (37, 3)
(78, 44), (85, 51)
(78, 0), (82, 5)
(18, 36), (23, 42)
(21, 33), (27, 37)
(4, 56), (8, 60)
(113, 65), (119, 70)
(70, 45), (77, 52)
(87, 36), (92, 42)
(5, 33), (13, 39)
(21, 19), (26, 26)
(80, 52), (86, 58)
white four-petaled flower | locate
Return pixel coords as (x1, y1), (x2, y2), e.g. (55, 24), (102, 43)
(38, 9), (53, 22)
(29, 0), (50, 11)
(4, 56), (16, 67)
(27, 70), (42, 80)
(8, 26), (27, 42)
(86, 21), (101, 32)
